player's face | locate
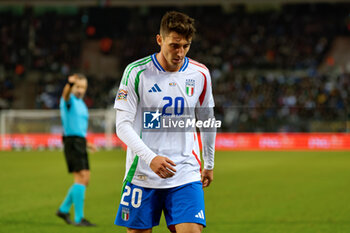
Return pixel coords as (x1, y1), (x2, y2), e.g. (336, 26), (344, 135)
(72, 79), (88, 99)
(157, 31), (191, 71)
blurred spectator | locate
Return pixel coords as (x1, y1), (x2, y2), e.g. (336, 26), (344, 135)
(0, 4), (349, 132)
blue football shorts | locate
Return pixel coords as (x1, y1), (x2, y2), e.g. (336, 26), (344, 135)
(114, 181), (206, 230)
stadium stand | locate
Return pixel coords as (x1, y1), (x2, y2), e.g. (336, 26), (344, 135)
(1, 4), (349, 132)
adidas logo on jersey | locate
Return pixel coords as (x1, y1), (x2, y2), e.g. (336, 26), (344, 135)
(148, 84), (162, 92)
(195, 210), (205, 220)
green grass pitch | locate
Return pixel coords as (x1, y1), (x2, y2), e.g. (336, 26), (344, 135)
(0, 150), (350, 233)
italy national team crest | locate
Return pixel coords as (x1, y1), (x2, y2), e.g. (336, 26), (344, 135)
(186, 79), (195, 97)
(122, 207), (129, 221)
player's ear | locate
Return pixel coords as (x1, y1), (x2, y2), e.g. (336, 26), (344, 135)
(156, 34), (162, 46)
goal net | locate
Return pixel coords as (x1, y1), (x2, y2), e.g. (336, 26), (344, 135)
(0, 109), (119, 150)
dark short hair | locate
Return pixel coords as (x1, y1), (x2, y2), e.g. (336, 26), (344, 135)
(160, 11), (196, 40)
(73, 73), (87, 81)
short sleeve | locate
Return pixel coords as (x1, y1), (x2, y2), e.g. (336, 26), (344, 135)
(114, 68), (139, 114)
(60, 95), (73, 110)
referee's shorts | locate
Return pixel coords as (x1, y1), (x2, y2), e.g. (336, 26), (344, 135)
(62, 136), (90, 173)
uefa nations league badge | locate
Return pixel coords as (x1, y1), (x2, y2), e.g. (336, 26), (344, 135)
(185, 79), (195, 97)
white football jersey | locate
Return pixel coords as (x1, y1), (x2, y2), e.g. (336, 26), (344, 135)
(114, 53), (215, 188)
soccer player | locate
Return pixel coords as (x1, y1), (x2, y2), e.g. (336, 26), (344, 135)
(114, 11), (216, 233)
(56, 74), (96, 227)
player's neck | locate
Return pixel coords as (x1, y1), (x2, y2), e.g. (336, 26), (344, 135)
(156, 52), (182, 72)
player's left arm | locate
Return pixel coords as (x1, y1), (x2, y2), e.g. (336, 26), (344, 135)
(196, 69), (216, 188)
(197, 107), (216, 188)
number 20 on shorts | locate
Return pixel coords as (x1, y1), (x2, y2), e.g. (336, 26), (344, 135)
(121, 185), (143, 208)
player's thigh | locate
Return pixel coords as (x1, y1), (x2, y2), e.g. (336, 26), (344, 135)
(175, 223), (203, 233)
(115, 182), (163, 229)
(164, 181), (206, 228)
(127, 228), (152, 233)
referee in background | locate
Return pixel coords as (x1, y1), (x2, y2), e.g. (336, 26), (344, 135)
(56, 74), (96, 227)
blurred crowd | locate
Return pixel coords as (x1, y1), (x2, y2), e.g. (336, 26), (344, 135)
(1, 4), (349, 131)
(0, 9), (82, 73)
(34, 74), (116, 109)
(0, 8), (83, 109)
(215, 72), (349, 132)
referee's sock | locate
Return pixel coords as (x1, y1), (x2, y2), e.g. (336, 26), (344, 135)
(72, 183), (86, 223)
(59, 185), (74, 213)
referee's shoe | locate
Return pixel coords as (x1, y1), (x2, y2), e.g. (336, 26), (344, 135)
(75, 218), (96, 227)
(56, 210), (72, 224)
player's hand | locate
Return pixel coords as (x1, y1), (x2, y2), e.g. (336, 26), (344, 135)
(201, 169), (213, 188)
(87, 142), (97, 153)
(150, 156), (176, 179)
(68, 75), (76, 84)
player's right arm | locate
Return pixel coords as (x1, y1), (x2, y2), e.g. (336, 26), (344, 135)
(114, 66), (176, 179)
(62, 75), (76, 101)
(115, 110), (176, 178)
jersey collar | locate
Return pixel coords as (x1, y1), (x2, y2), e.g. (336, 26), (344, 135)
(151, 53), (188, 72)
